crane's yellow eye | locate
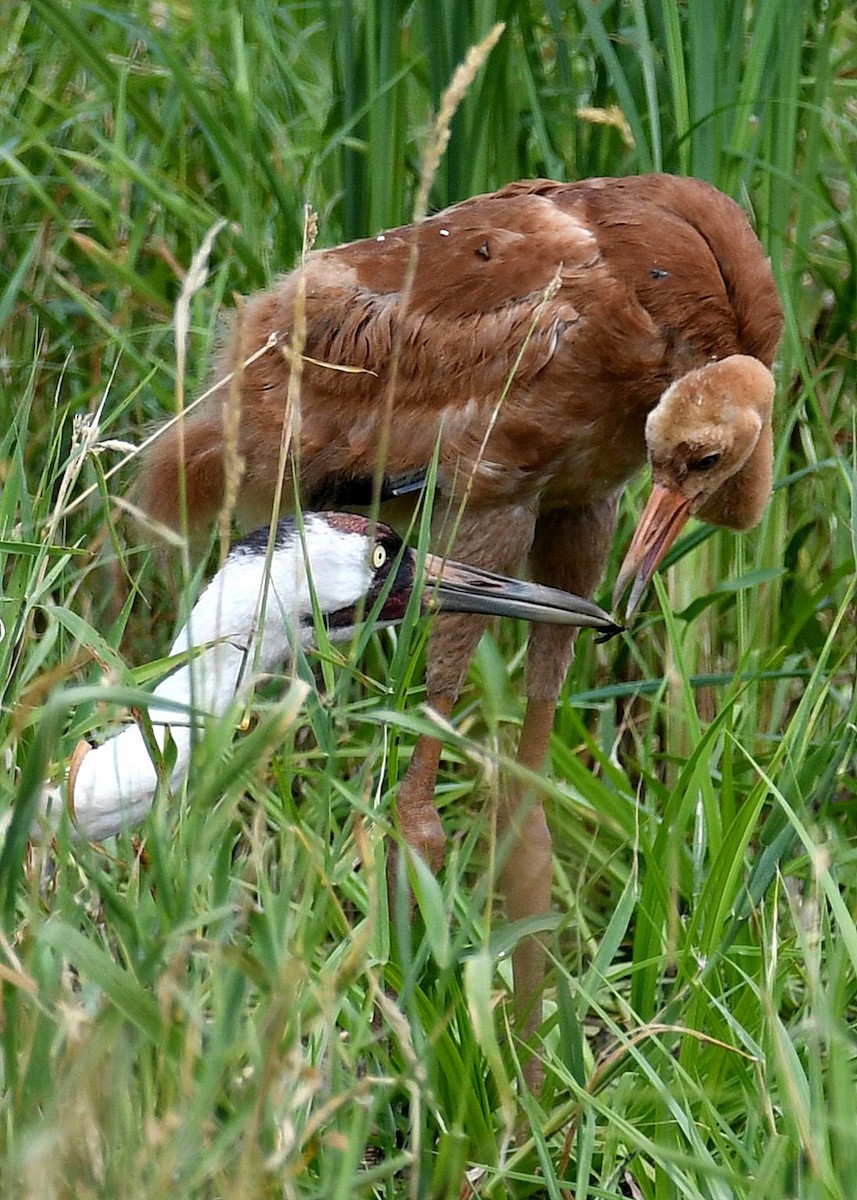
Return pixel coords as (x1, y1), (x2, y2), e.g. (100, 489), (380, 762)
(372, 543), (387, 570)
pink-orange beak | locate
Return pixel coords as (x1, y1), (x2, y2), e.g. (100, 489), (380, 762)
(613, 484), (694, 617)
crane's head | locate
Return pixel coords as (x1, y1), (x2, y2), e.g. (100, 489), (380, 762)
(613, 355), (775, 617)
(227, 513), (621, 643)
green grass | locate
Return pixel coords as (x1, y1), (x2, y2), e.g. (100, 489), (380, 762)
(2, 1), (857, 1196)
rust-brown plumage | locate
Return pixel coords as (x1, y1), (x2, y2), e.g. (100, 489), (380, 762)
(139, 175), (783, 1080)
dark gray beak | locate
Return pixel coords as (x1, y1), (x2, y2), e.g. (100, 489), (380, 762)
(422, 555), (623, 638)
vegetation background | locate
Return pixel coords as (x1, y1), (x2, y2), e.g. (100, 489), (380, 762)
(1, 1), (856, 1196)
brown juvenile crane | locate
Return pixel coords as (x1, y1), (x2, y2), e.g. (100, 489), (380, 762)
(138, 174), (783, 1073)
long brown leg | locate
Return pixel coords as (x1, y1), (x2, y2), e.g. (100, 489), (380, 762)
(498, 646), (575, 1092)
(501, 500), (617, 1090)
(393, 692), (457, 873)
(392, 501), (537, 871)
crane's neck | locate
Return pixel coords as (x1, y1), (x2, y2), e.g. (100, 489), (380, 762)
(696, 411), (773, 532)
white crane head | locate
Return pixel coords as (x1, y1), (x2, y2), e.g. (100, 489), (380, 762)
(197, 513), (621, 652)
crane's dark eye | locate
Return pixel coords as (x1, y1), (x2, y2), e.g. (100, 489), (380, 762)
(372, 543), (387, 570)
(693, 453), (721, 471)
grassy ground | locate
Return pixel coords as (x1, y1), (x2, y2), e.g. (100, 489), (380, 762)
(2, 1), (856, 1196)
